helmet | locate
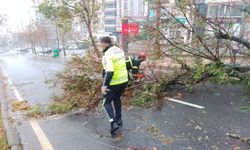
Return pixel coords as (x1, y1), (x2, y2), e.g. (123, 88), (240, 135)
(139, 52), (146, 61)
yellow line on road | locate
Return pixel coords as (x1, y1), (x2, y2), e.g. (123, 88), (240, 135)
(30, 121), (54, 150)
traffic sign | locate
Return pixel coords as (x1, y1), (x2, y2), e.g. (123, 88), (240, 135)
(122, 23), (139, 35)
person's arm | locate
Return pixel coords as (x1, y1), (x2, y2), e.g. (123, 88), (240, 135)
(131, 59), (140, 75)
(131, 66), (139, 75)
(103, 72), (114, 86)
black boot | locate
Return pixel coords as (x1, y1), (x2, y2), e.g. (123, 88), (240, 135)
(116, 119), (123, 126)
(110, 121), (119, 136)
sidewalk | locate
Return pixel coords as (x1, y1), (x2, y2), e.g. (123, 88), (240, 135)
(13, 82), (250, 150)
(0, 68), (22, 150)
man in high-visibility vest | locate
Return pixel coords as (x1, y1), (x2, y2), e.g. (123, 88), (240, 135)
(126, 52), (146, 80)
(100, 36), (128, 136)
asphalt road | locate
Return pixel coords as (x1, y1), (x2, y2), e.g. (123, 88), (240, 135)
(0, 53), (65, 106)
(0, 52), (249, 150)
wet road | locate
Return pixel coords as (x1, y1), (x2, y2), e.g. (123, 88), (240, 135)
(0, 52), (249, 150)
(0, 53), (65, 106)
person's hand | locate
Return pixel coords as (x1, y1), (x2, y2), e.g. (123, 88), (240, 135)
(101, 86), (109, 95)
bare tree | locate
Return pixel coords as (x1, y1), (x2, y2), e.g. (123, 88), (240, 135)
(62, 0), (101, 57)
(22, 22), (49, 54)
(129, 0), (250, 90)
(39, 2), (73, 56)
(39, 0), (101, 57)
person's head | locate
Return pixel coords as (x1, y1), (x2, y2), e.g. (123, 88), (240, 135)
(100, 36), (112, 49)
(138, 52), (146, 62)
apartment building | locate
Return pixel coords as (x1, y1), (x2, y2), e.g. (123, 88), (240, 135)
(103, 0), (147, 33)
(205, 0), (245, 36)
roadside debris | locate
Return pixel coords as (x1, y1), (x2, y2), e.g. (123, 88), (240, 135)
(11, 100), (31, 111)
(148, 125), (173, 145)
(226, 133), (250, 144)
(194, 125), (202, 130)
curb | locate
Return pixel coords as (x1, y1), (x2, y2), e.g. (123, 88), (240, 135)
(0, 68), (22, 150)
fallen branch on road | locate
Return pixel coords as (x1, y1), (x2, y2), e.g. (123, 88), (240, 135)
(226, 133), (250, 144)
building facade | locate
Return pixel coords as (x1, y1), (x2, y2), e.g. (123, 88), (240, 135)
(33, 5), (58, 48)
(103, 0), (147, 33)
(161, 0), (249, 44)
(205, 0), (245, 37)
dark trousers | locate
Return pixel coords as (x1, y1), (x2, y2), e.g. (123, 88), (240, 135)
(103, 82), (127, 122)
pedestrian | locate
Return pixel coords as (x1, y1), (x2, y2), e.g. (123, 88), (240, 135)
(100, 36), (128, 136)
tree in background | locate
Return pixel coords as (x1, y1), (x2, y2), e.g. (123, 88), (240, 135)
(22, 21), (49, 54)
(38, 0), (101, 57)
(39, 2), (73, 56)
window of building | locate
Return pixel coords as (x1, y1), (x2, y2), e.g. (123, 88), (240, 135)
(208, 5), (219, 18)
(230, 6), (242, 17)
(105, 27), (116, 32)
(208, 4), (243, 18)
(124, 2), (127, 9)
(104, 19), (116, 25)
(170, 30), (181, 39)
(105, 2), (116, 9)
(104, 11), (116, 16)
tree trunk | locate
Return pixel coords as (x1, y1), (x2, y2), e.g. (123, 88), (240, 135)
(34, 45), (37, 55)
(39, 41), (45, 54)
(87, 23), (101, 57)
(31, 43), (37, 55)
(42, 46), (45, 54)
(234, 65), (250, 73)
(216, 32), (250, 49)
(154, 0), (162, 58)
(62, 34), (67, 57)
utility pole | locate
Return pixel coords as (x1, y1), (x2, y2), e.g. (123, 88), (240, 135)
(122, 18), (129, 52)
(54, 17), (60, 50)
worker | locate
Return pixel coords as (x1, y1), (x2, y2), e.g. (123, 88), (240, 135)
(100, 36), (128, 136)
(126, 52), (146, 80)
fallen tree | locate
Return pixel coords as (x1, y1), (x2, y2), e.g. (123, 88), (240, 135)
(45, 0), (250, 112)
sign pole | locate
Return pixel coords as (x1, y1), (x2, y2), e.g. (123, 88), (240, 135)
(122, 18), (128, 52)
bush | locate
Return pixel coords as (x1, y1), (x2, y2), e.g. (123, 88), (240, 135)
(26, 105), (42, 118)
(134, 82), (165, 107)
(46, 50), (103, 110)
(241, 78), (250, 93)
(48, 102), (74, 115)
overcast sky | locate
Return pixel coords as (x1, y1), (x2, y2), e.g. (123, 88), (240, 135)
(0, 0), (34, 32)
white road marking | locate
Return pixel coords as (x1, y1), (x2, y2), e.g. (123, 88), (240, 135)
(2, 69), (24, 101)
(30, 121), (54, 150)
(166, 97), (205, 109)
(36, 63), (43, 66)
(1, 67), (54, 150)
(49, 66), (59, 70)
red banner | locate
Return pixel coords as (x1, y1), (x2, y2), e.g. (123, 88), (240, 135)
(122, 23), (139, 35)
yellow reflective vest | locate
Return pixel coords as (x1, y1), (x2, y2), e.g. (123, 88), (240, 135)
(102, 46), (128, 86)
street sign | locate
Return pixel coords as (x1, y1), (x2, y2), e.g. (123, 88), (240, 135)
(122, 23), (139, 35)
